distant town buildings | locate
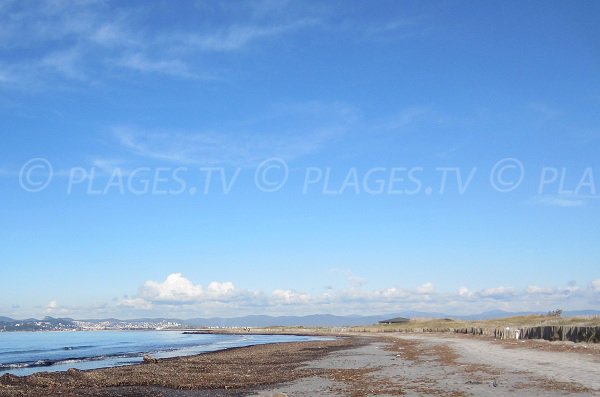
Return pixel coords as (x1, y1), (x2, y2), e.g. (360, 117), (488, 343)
(0, 317), (183, 332)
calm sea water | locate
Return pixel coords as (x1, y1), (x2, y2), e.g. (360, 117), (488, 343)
(0, 331), (324, 376)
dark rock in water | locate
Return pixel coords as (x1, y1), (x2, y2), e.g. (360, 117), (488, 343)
(143, 354), (158, 364)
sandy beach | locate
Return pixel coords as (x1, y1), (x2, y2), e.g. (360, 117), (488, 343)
(1, 332), (599, 396)
(259, 333), (600, 396)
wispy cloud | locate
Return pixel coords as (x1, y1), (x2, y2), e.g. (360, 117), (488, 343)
(330, 268), (368, 289)
(114, 53), (199, 79)
(528, 195), (586, 208)
(379, 107), (431, 132)
(0, 69), (10, 83)
(0, 1), (432, 90)
(527, 102), (561, 119)
(527, 283), (579, 296)
(113, 102), (356, 166)
(114, 126), (337, 166)
(416, 282), (435, 294)
(41, 48), (86, 80)
(363, 16), (431, 41)
(90, 22), (139, 47)
(0, 2), (321, 88)
(179, 19), (317, 52)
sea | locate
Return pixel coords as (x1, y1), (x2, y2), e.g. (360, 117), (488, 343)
(0, 331), (325, 376)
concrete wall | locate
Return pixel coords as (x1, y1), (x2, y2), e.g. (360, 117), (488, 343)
(452, 325), (600, 343)
(378, 325), (600, 343)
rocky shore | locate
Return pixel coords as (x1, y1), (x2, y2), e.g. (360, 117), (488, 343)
(0, 337), (360, 397)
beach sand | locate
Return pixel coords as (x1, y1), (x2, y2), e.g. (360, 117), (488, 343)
(1, 333), (599, 396)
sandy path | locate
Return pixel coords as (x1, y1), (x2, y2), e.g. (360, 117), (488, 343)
(400, 333), (600, 390)
(257, 333), (600, 396)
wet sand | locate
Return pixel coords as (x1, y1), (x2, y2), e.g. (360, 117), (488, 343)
(2, 333), (600, 396)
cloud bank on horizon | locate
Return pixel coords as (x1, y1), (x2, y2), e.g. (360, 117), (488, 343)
(1, 1), (600, 319)
(33, 273), (600, 319)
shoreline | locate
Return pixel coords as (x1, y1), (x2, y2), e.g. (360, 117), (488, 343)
(2, 331), (600, 396)
(0, 335), (359, 397)
(0, 332), (334, 378)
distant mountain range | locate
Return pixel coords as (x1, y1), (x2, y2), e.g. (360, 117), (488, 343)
(155, 309), (600, 326)
(2, 310), (600, 329)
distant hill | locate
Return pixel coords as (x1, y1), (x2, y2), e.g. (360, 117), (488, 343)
(184, 314), (384, 327)
(563, 310), (600, 317)
(452, 309), (600, 320)
(2, 310), (599, 329)
(452, 310), (538, 320)
(154, 310), (600, 326)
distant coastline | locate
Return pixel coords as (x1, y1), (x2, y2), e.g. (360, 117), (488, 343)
(3, 310), (600, 332)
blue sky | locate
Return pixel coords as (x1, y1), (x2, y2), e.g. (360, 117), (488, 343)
(1, 0), (599, 319)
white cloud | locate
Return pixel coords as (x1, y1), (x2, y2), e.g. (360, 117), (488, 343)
(527, 285), (552, 294)
(271, 289), (311, 305)
(476, 286), (515, 299)
(45, 299), (70, 316)
(139, 273), (205, 303)
(119, 297), (153, 310)
(416, 282), (434, 294)
(527, 284), (579, 298)
(207, 281), (236, 297)
(379, 287), (409, 299)
(75, 275), (600, 318)
(47, 300), (58, 310)
(130, 273), (250, 309)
